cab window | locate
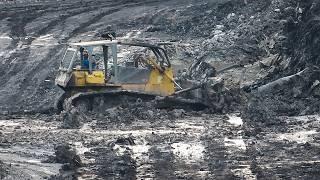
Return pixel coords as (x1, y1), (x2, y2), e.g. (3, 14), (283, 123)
(61, 48), (76, 69)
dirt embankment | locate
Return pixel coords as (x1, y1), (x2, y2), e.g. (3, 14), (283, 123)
(0, 0), (189, 114)
(0, 0), (320, 179)
(0, 0), (317, 116)
(0, 0), (300, 114)
(241, 1), (320, 179)
(243, 0), (320, 124)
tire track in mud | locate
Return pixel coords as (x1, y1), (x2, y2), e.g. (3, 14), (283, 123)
(80, 115), (255, 179)
(203, 115), (257, 179)
(0, 0), (164, 111)
(12, 2), (102, 97)
(9, 5), (118, 106)
(0, 7), (46, 82)
(0, 4), (71, 83)
(0, 1), (123, 109)
(0, 5), (50, 85)
(1, 0), (118, 73)
(0, 114), (257, 179)
(146, 119), (211, 179)
(78, 118), (211, 179)
(148, 145), (176, 179)
(65, 0), (164, 39)
(203, 119), (238, 179)
(3, 115), (319, 179)
(13, 4), (136, 106)
(245, 115), (320, 179)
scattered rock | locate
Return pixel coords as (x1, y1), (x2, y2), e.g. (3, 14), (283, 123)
(115, 136), (135, 145)
(54, 144), (82, 169)
(145, 25), (163, 32)
(60, 108), (85, 129)
(170, 109), (185, 118)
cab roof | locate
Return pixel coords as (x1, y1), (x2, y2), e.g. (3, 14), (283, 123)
(70, 40), (118, 47)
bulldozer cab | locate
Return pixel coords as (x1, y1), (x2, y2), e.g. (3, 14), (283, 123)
(55, 40), (175, 96)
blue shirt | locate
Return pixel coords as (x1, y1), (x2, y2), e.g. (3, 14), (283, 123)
(83, 57), (90, 69)
(82, 57), (95, 69)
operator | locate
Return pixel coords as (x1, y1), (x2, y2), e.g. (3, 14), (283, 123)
(82, 50), (90, 69)
(82, 50), (96, 70)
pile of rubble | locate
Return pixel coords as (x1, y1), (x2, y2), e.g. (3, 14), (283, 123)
(243, 0), (320, 124)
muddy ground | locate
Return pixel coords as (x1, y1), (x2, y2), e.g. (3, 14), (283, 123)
(0, 0), (320, 179)
(2, 113), (320, 179)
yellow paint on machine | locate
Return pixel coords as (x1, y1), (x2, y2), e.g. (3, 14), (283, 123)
(72, 70), (105, 86)
(144, 68), (175, 96)
(120, 68), (175, 96)
(70, 68), (175, 96)
(85, 71), (105, 84)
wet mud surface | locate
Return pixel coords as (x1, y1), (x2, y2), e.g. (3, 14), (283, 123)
(0, 0), (189, 113)
(2, 113), (320, 179)
(1, 0), (320, 179)
(0, 114), (253, 179)
(244, 115), (320, 179)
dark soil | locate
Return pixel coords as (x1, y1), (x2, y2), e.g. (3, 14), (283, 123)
(1, 0), (320, 179)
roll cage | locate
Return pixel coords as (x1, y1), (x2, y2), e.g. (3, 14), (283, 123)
(59, 40), (171, 80)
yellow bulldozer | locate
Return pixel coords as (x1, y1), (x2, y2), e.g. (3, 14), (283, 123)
(55, 39), (204, 111)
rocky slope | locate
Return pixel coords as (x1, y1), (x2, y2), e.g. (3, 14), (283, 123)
(1, 0), (320, 179)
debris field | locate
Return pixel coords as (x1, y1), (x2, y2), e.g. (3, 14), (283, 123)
(0, 0), (320, 179)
